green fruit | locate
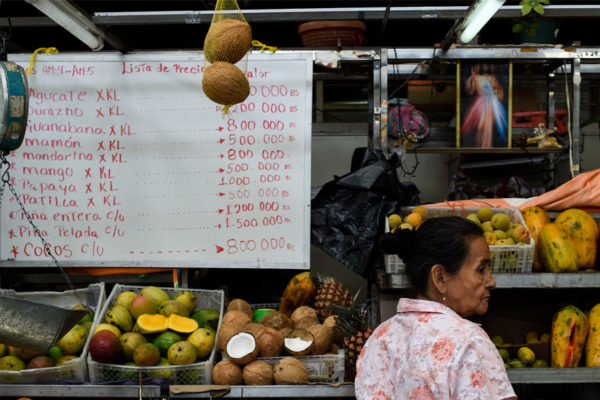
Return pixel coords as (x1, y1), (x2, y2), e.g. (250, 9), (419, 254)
(115, 291), (138, 310)
(466, 214), (481, 226)
(481, 221), (494, 233)
(477, 207), (494, 222)
(141, 286), (171, 307)
(174, 291), (198, 314)
(491, 213), (511, 231)
(133, 343), (161, 366)
(532, 359), (549, 368)
(493, 230), (507, 240)
(167, 341), (198, 365)
(118, 362), (140, 380)
(56, 355), (78, 366)
(509, 358), (525, 368)
(159, 300), (190, 318)
(491, 335), (504, 346)
(190, 309), (220, 331)
(105, 305), (134, 332)
(73, 304), (95, 324)
(47, 345), (63, 362)
(148, 357), (173, 379)
(0, 343), (6, 357)
(120, 332), (148, 361)
(57, 324), (88, 355)
(153, 331), (183, 358)
(497, 348), (510, 362)
(187, 328), (216, 359)
(0, 355), (25, 371)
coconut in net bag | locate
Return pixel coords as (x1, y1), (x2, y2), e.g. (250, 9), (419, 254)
(202, 0), (252, 111)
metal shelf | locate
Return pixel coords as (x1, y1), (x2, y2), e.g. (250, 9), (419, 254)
(379, 272), (600, 289)
(405, 147), (566, 154)
(507, 368), (600, 384)
(0, 384), (162, 398)
(170, 384), (356, 398)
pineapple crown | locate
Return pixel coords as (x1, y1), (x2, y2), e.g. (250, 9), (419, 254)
(330, 290), (370, 337)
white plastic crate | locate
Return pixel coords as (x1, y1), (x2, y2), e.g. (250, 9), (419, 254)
(224, 349), (345, 383)
(384, 206), (534, 274)
(88, 284), (224, 385)
(0, 283), (106, 384)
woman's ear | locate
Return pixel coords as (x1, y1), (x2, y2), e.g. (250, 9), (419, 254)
(430, 264), (447, 295)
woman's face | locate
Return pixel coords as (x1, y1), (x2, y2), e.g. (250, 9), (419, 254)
(445, 236), (496, 318)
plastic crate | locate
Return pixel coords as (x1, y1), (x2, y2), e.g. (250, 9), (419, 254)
(0, 283), (106, 384)
(225, 349), (345, 383)
(88, 284), (224, 385)
(384, 206), (534, 274)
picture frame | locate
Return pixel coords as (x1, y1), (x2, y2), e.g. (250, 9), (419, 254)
(456, 60), (513, 148)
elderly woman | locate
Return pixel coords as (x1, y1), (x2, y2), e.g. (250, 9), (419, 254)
(355, 216), (516, 400)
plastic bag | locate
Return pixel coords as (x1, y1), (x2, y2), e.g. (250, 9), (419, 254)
(311, 148), (420, 276)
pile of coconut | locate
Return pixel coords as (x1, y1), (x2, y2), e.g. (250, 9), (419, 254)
(202, 19), (252, 107)
(212, 299), (343, 385)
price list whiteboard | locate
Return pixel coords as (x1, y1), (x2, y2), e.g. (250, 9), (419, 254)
(0, 52), (312, 269)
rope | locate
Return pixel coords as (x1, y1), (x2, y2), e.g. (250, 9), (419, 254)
(26, 47), (58, 76)
(251, 40), (278, 53)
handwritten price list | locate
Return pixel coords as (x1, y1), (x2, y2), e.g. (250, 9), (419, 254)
(0, 54), (312, 268)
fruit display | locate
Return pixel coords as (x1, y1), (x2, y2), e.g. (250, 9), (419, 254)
(490, 330), (550, 369)
(217, 292), (345, 384)
(386, 206), (534, 273)
(522, 207), (599, 272)
(88, 284), (224, 385)
(551, 305), (588, 368)
(0, 283), (105, 384)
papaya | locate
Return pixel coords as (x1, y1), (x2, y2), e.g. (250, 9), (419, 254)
(279, 272), (317, 317)
(554, 208), (599, 269)
(551, 305), (588, 367)
(585, 304), (600, 367)
(521, 206), (551, 272)
(538, 223), (578, 273)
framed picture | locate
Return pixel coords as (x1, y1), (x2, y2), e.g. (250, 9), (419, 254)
(456, 61), (513, 148)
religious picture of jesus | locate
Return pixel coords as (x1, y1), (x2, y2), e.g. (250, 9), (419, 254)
(457, 61), (512, 148)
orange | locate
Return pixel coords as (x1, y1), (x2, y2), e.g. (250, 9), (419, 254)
(404, 212), (422, 228)
(413, 205), (428, 219)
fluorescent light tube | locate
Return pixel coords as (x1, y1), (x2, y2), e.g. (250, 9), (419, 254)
(25, 0), (104, 51)
(459, 0), (506, 44)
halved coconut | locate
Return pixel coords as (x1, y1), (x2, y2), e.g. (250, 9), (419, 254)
(226, 331), (258, 365)
(217, 322), (244, 352)
(283, 328), (314, 356)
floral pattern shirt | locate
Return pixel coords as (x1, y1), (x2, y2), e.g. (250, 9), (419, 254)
(355, 298), (516, 400)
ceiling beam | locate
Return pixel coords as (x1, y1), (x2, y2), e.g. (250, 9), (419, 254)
(2, 5), (600, 27)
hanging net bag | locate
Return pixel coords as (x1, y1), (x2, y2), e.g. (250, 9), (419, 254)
(202, 0), (252, 111)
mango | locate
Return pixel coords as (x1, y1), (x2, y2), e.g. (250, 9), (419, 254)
(159, 300), (190, 317)
(120, 332), (147, 362)
(57, 324), (88, 355)
(167, 341), (197, 365)
(141, 286), (171, 307)
(0, 355), (25, 371)
(188, 327), (216, 359)
(106, 305), (134, 332)
(115, 291), (138, 310)
(174, 291), (198, 314)
(129, 295), (158, 319)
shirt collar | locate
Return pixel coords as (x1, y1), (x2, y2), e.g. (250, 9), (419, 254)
(397, 297), (459, 318)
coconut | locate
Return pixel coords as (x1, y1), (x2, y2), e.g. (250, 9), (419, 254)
(283, 329), (314, 356)
(291, 306), (318, 324)
(226, 331), (258, 365)
(273, 357), (309, 384)
(260, 311), (292, 330)
(307, 324), (334, 355)
(222, 310), (252, 327)
(212, 359), (243, 385)
(202, 62), (250, 106)
(227, 298), (254, 321)
(242, 360), (273, 385)
(294, 316), (319, 330)
(257, 327), (283, 358)
(278, 327), (292, 339)
(217, 322), (245, 352)
(204, 19), (252, 64)
(245, 323), (266, 338)
(323, 315), (344, 345)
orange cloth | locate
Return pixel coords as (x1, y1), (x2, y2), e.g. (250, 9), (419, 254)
(423, 199), (515, 209)
(518, 169), (600, 211)
(65, 267), (174, 276)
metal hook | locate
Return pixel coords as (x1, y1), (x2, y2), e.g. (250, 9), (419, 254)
(0, 153), (10, 184)
(0, 16), (11, 61)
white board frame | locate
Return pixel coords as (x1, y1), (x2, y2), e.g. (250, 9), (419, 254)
(0, 51), (313, 269)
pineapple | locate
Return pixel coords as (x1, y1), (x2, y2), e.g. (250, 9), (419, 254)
(331, 299), (375, 381)
(312, 276), (353, 321)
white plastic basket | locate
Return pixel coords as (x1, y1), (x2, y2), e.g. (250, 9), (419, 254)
(224, 349), (345, 383)
(87, 284), (224, 385)
(0, 283), (106, 384)
(384, 206), (534, 274)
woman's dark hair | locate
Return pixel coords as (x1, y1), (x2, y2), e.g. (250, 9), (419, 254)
(380, 216), (484, 293)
